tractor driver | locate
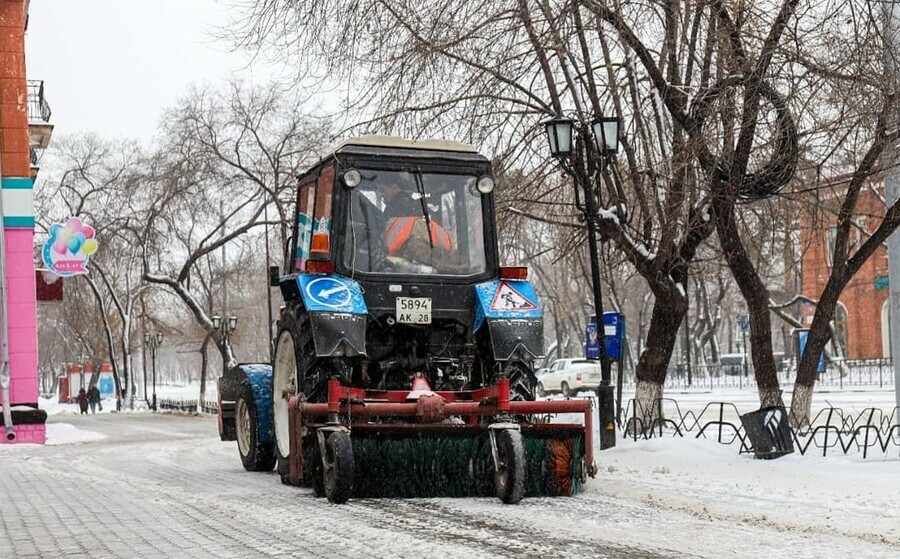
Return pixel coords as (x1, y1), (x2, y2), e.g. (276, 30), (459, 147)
(378, 176), (455, 271)
(351, 172), (450, 272)
(383, 215), (454, 270)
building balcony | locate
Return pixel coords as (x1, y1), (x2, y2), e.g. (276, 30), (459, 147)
(27, 80), (53, 150)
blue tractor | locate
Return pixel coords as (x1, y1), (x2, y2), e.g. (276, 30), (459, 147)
(218, 137), (593, 504)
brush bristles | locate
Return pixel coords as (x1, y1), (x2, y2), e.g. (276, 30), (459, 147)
(343, 432), (585, 499)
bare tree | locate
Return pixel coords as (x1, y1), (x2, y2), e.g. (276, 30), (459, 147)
(691, 0), (900, 419)
(139, 82), (331, 388)
(35, 134), (148, 409)
(230, 0), (815, 426)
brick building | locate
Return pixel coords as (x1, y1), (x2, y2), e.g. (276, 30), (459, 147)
(799, 176), (890, 360)
(0, 0), (53, 444)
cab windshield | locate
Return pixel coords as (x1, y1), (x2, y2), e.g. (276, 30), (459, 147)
(343, 169), (487, 276)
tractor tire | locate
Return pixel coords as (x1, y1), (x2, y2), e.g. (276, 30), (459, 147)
(273, 328), (300, 484)
(507, 362), (537, 403)
(497, 360), (538, 423)
(561, 381), (571, 398)
(323, 431), (354, 504)
(274, 311), (355, 487)
(236, 380), (276, 472)
(494, 428), (525, 504)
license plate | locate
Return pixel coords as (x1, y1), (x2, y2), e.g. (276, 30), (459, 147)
(396, 297), (432, 324)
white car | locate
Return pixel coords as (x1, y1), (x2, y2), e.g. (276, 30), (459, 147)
(536, 358), (602, 397)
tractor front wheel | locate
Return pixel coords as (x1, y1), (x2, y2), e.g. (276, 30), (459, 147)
(322, 431), (354, 504)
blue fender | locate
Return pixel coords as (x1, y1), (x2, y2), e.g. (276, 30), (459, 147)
(294, 274), (368, 357)
(473, 280), (544, 360)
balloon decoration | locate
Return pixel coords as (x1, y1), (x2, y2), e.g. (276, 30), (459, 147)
(41, 217), (100, 277)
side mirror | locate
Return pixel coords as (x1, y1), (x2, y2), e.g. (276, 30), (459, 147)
(269, 265), (280, 287)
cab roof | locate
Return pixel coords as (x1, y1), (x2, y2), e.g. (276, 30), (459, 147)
(299, 135), (489, 180)
(335, 135), (479, 153)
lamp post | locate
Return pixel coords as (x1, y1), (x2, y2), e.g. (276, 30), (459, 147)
(543, 114), (620, 450)
(144, 331), (163, 411)
(211, 314), (238, 374)
(142, 333), (148, 407)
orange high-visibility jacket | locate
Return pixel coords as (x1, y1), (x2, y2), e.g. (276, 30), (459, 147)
(383, 216), (453, 255)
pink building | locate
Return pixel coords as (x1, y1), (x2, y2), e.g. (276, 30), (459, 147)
(1, 1), (52, 444)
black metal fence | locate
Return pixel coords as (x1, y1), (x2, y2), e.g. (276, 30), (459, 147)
(613, 358), (897, 390)
(157, 398), (217, 414)
(623, 397), (900, 458)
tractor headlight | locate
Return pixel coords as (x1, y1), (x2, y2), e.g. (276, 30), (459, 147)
(343, 169), (362, 188)
(476, 176), (494, 194)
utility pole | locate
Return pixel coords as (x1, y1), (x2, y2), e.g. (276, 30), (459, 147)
(883, 0), (900, 417)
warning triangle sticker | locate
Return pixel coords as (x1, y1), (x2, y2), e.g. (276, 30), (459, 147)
(490, 281), (538, 311)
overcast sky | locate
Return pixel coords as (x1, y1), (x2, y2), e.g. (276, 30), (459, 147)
(25, 0), (284, 142)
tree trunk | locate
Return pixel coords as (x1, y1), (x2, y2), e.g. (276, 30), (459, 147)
(715, 201), (783, 407)
(630, 287), (686, 434)
(789, 382), (814, 429)
(791, 274), (846, 425)
(630, 379), (663, 435)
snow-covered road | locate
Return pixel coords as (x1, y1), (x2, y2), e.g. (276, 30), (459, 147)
(1, 402), (897, 558)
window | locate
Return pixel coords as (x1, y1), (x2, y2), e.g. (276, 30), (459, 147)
(833, 302), (848, 358)
(294, 180), (316, 270)
(853, 216), (868, 248)
(343, 169), (487, 276)
(312, 167), (335, 254)
(824, 227), (837, 267)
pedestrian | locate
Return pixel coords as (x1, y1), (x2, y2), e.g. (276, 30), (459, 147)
(76, 388), (89, 415)
(88, 384), (101, 414)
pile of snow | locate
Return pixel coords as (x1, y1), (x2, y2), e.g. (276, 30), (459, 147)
(45, 423), (107, 445)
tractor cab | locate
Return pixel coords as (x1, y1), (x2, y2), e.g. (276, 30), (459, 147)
(290, 136), (503, 327)
(292, 136), (496, 277)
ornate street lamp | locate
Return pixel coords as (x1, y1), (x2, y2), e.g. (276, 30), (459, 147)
(543, 115), (575, 158)
(591, 116), (620, 156)
(144, 331), (163, 411)
(212, 314), (238, 374)
(542, 112), (621, 450)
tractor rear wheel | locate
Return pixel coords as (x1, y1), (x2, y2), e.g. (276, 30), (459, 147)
(273, 314), (354, 487)
(322, 431), (354, 504)
(273, 328), (299, 484)
(493, 428), (525, 504)
(236, 381), (276, 472)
